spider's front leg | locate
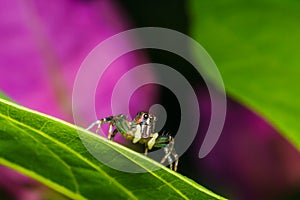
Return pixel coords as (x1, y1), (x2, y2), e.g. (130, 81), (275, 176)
(86, 116), (116, 140)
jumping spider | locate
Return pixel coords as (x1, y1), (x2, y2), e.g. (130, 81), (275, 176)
(86, 112), (178, 171)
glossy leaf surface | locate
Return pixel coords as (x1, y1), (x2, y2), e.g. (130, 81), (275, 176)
(0, 98), (226, 200)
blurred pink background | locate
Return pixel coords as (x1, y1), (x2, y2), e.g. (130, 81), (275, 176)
(1, 0), (300, 200)
(0, 0), (156, 199)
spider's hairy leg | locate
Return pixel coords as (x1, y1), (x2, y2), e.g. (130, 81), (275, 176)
(144, 147), (148, 156)
(86, 116), (114, 134)
(108, 123), (113, 140)
(172, 148), (179, 171)
(160, 137), (174, 163)
(160, 137), (178, 171)
(109, 129), (118, 141)
(86, 120), (102, 133)
(161, 146), (173, 167)
(162, 147), (173, 170)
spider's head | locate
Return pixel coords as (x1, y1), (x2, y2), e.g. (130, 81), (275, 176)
(134, 112), (157, 126)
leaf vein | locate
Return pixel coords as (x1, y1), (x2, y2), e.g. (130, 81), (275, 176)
(4, 117), (80, 194)
(0, 108), (137, 200)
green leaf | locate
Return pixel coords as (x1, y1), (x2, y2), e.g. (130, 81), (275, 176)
(0, 98), (226, 200)
(189, 0), (300, 150)
(0, 91), (13, 102)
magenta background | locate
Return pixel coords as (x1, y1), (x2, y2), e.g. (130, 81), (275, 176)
(1, 0), (300, 200)
(0, 0), (156, 199)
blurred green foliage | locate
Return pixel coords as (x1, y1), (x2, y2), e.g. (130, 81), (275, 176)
(190, 0), (300, 150)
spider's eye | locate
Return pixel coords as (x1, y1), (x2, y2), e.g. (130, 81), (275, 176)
(143, 114), (148, 119)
